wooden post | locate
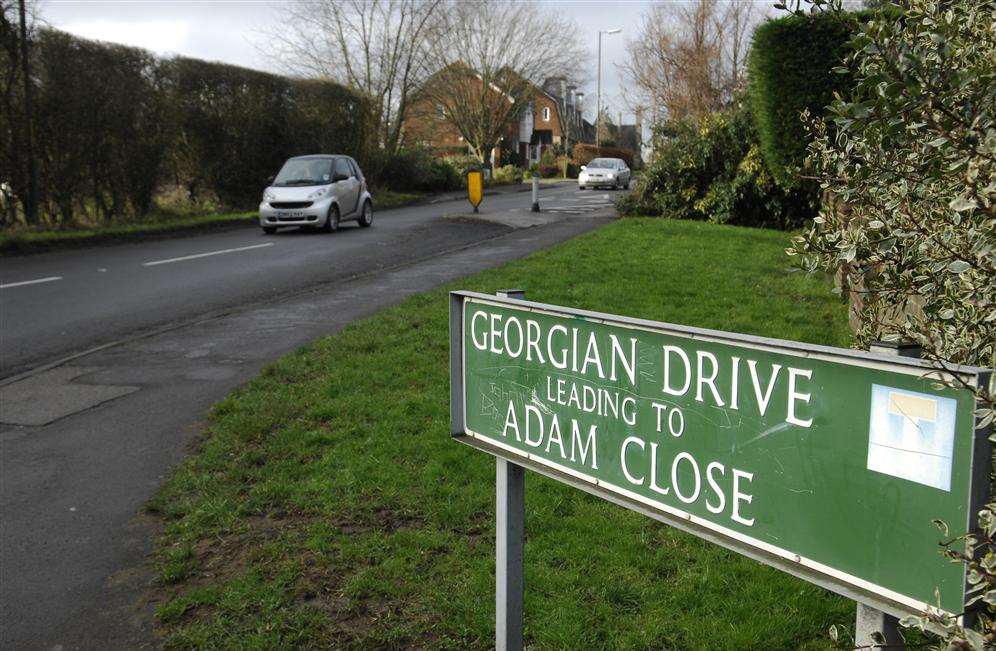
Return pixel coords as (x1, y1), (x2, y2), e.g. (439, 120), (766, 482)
(495, 289), (525, 651)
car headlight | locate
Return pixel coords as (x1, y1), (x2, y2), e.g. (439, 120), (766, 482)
(307, 187), (331, 200)
(263, 190), (276, 202)
(607, 172), (615, 179)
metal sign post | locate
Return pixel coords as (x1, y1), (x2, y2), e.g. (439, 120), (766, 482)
(530, 175), (540, 213)
(450, 290), (991, 645)
(494, 290), (525, 651)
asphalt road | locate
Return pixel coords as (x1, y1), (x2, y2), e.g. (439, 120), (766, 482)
(1, 186), (579, 378)
(0, 182), (619, 649)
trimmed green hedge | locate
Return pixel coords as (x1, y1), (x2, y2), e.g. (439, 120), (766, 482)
(2, 27), (371, 224)
(747, 10), (880, 187)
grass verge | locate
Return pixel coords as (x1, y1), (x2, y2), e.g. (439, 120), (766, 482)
(0, 191), (426, 256)
(0, 212), (255, 255)
(148, 218), (853, 649)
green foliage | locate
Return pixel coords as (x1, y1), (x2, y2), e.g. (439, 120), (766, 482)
(160, 57), (368, 209)
(748, 9), (879, 187)
(789, 2), (995, 645)
(492, 164), (524, 185)
(370, 148), (461, 193)
(441, 154), (480, 178)
(620, 99), (816, 230)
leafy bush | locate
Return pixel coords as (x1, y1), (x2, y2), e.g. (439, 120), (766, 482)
(573, 143), (635, 169)
(619, 98), (815, 229)
(374, 148), (461, 193)
(492, 165), (524, 185)
(441, 154), (480, 178)
(538, 164), (560, 179)
(748, 9), (882, 187)
(789, 2), (994, 645)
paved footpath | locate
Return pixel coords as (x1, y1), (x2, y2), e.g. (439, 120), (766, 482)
(0, 186), (618, 650)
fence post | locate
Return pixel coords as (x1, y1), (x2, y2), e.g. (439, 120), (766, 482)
(854, 340), (919, 647)
(495, 289), (526, 651)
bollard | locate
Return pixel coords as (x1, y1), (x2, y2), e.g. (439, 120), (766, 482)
(531, 175), (540, 213)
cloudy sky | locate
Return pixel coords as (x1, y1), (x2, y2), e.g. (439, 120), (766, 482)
(37, 0), (674, 125)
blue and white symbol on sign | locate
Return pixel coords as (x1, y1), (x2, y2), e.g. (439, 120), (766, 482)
(867, 385), (956, 491)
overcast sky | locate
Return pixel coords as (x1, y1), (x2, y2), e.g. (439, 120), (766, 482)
(38, 1), (775, 126)
(37, 0), (652, 124)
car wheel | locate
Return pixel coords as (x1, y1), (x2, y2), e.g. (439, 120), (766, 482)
(579, 186), (585, 190)
(358, 200), (373, 228)
(323, 205), (340, 233)
(262, 226), (277, 235)
(624, 181), (630, 190)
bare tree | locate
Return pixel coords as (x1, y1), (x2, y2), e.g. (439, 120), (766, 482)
(619, 0), (758, 124)
(267, 0), (441, 154)
(415, 0), (586, 165)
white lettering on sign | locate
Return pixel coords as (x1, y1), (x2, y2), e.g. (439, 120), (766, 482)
(470, 306), (824, 531)
(470, 310), (638, 386)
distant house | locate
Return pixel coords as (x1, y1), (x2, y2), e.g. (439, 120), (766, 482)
(504, 77), (586, 165)
(400, 68), (588, 167)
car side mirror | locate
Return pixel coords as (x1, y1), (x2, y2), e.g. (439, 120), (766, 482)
(332, 172), (349, 182)
(580, 165), (587, 171)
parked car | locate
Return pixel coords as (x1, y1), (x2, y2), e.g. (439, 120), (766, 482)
(259, 155), (373, 234)
(578, 157), (631, 190)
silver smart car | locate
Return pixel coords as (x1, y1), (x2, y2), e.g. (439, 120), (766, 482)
(259, 155), (373, 234)
(578, 157), (631, 190)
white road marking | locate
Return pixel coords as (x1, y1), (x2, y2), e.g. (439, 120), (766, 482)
(0, 276), (63, 290)
(142, 243), (274, 267)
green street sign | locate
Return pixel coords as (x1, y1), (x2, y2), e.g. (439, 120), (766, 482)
(449, 291), (991, 619)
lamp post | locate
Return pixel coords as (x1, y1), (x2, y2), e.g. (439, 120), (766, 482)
(596, 28), (621, 149)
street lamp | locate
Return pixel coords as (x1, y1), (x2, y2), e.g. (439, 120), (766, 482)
(596, 27), (621, 149)
(575, 91), (585, 135)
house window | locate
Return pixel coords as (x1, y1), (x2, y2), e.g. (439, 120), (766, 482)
(542, 106), (551, 122)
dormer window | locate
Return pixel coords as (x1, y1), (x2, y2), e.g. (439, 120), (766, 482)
(542, 107), (551, 122)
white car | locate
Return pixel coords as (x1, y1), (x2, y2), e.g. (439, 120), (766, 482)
(578, 157), (631, 190)
(259, 155), (373, 234)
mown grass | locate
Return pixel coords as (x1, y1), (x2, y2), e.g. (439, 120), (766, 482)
(148, 218), (854, 649)
(0, 191), (425, 255)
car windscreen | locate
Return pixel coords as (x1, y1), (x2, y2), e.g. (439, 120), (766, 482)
(272, 158), (334, 186)
(587, 158), (618, 169)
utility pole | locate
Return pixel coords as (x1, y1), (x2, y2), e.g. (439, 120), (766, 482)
(596, 28), (620, 149)
(18, 0), (38, 224)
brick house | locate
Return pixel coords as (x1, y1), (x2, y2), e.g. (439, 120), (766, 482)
(507, 77), (588, 166)
(401, 68), (589, 167)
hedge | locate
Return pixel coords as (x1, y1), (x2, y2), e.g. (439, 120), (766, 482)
(161, 57), (369, 207)
(2, 28), (370, 224)
(618, 97), (816, 230)
(572, 144), (635, 169)
(747, 10), (882, 187)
